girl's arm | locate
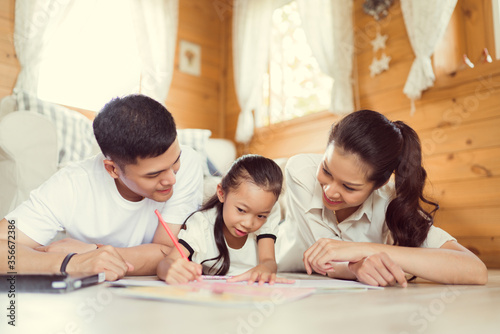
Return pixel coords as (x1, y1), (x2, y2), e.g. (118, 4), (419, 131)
(227, 238), (294, 285)
(156, 244), (202, 284)
(304, 238), (488, 285)
(227, 238), (278, 285)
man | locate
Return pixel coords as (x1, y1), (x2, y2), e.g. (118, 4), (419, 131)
(0, 94), (203, 280)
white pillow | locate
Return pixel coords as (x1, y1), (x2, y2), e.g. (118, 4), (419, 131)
(0, 95), (17, 120)
(15, 91), (98, 167)
(177, 128), (212, 176)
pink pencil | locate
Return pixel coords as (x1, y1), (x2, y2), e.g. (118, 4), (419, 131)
(155, 209), (189, 261)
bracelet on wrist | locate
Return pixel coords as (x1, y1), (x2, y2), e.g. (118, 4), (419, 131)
(60, 252), (77, 275)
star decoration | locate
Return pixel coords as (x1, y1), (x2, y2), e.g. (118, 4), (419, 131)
(371, 32), (388, 52)
(369, 53), (391, 77)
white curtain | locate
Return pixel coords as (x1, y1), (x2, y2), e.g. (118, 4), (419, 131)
(401, 0), (457, 105)
(232, 0), (274, 144)
(13, 0), (77, 95)
(131, 0), (179, 103)
(297, 0), (354, 114)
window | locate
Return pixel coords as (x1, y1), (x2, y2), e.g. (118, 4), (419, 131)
(258, 1), (333, 127)
(37, 0), (141, 112)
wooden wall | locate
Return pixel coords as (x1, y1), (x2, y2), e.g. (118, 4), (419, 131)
(166, 0), (227, 137)
(0, 0), (17, 97)
(236, 0), (500, 268)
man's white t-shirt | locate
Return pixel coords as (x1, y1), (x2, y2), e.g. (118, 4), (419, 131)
(6, 146), (203, 247)
(276, 154), (456, 272)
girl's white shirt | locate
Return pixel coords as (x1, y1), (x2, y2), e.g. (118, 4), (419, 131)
(178, 207), (261, 276)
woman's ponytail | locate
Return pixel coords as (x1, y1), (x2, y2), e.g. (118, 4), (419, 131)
(329, 110), (439, 248)
(386, 121), (438, 247)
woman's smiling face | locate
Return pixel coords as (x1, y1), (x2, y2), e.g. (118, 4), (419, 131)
(316, 143), (376, 217)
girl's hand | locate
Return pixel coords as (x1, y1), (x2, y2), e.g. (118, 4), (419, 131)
(163, 257), (202, 285)
(227, 265), (295, 285)
(348, 253), (407, 287)
(303, 238), (369, 275)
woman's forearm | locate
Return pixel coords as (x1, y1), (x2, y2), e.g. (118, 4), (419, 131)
(326, 262), (357, 280)
(362, 241), (488, 284)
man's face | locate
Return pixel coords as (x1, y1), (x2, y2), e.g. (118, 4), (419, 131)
(105, 138), (182, 202)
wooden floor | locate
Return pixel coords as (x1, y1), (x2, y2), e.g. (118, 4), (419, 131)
(2, 270), (499, 334)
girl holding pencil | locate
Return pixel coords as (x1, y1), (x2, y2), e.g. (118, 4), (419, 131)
(157, 154), (290, 285)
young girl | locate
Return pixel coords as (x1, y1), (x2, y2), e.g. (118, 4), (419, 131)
(157, 154), (291, 285)
(277, 109), (488, 286)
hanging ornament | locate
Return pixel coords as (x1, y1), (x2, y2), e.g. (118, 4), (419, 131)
(370, 53), (391, 77)
(363, 0), (394, 21)
(369, 29), (391, 77)
(371, 32), (388, 52)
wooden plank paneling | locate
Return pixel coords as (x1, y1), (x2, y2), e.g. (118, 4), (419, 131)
(0, 61), (16, 89)
(424, 147), (500, 182)
(0, 39), (17, 67)
(427, 177), (500, 209)
(455, 237), (500, 268)
(434, 207), (500, 237)
(0, 0), (16, 98)
(0, 0), (14, 20)
(386, 83), (500, 132)
(419, 117), (500, 156)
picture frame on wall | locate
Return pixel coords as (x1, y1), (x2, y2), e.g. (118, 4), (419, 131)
(179, 40), (201, 76)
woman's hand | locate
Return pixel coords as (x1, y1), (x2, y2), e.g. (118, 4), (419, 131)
(303, 238), (407, 287)
(303, 238), (369, 275)
(348, 253), (407, 287)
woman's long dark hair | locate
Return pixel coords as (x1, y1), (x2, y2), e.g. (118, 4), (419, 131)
(183, 154), (283, 275)
(328, 109), (438, 247)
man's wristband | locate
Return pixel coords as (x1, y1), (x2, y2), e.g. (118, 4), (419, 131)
(60, 252), (77, 275)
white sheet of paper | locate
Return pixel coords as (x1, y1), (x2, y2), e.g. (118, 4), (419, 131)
(110, 277), (382, 290)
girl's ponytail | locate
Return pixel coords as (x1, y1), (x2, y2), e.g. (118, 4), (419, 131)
(202, 197), (230, 275)
(386, 121), (438, 247)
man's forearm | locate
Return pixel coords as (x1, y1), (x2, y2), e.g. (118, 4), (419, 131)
(0, 240), (66, 274)
(116, 243), (171, 276)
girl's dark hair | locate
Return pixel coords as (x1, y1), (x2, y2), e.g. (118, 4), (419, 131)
(184, 154), (283, 275)
(328, 109), (438, 247)
(93, 94), (177, 169)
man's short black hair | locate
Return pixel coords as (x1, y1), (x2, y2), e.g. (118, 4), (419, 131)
(93, 94), (177, 167)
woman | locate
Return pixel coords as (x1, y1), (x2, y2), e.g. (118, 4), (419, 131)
(276, 110), (487, 286)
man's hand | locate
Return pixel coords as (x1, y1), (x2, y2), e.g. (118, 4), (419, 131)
(65, 245), (134, 281)
(35, 238), (97, 254)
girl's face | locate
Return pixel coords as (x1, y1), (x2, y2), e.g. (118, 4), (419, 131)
(316, 143), (376, 219)
(217, 181), (276, 248)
